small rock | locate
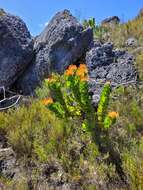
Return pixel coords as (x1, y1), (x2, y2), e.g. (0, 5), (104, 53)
(113, 49), (126, 58)
(125, 38), (138, 47)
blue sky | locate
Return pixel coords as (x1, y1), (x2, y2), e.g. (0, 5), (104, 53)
(0, 0), (143, 36)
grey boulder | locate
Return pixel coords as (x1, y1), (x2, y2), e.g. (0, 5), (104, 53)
(0, 9), (33, 88)
(17, 10), (93, 95)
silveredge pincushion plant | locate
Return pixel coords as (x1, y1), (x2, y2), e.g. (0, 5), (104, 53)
(38, 64), (119, 132)
(31, 64), (121, 181)
(46, 64), (94, 126)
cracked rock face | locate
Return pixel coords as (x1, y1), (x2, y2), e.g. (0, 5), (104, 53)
(86, 42), (137, 105)
(0, 9), (33, 89)
(16, 10), (93, 95)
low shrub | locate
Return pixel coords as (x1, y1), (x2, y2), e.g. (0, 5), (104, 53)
(122, 137), (143, 190)
(136, 53), (143, 80)
(0, 102), (67, 160)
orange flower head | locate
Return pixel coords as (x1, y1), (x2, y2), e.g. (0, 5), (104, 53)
(64, 64), (77, 76)
(65, 69), (74, 76)
(68, 64), (77, 72)
(79, 64), (87, 70)
(41, 97), (53, 106)
(76, 64), (88, 80)
(108, 111), (119, 119)
(79, 64), (88, 73)
(76, 69), (85, 77)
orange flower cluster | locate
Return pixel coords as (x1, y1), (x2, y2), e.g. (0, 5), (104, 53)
(108, 111), (119, 119)
(64, 64), (77, 76)
(41, 97), (53, 106)
(65, 64), (88, 81)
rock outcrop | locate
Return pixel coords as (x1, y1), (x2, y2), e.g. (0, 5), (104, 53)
(0, 9), (33, 89)
(101, 16), (120, 27)
(86, 42), (137, 104)
(16, 10), (93, 95)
